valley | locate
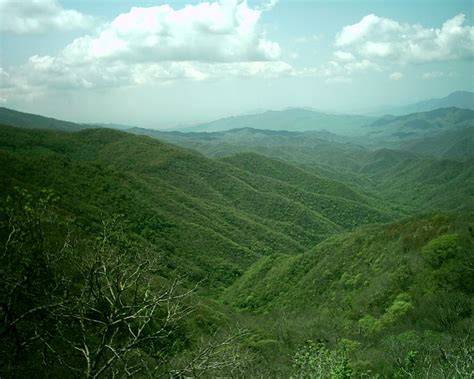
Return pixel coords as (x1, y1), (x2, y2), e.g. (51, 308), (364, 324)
(0, 98), (473, 377)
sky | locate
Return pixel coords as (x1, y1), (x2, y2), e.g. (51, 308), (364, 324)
(0, 0), (473, 128)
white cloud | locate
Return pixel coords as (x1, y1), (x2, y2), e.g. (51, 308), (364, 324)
(344, 59), (381, 74)
(335, 13), (474, 63)
(59, 1), (280, 65)
(259, 0), (279, 11)
(0, 0), (94, 34)
(389, 72), (404, 80)
(295, 58), (380, 84)
(1, 1), (290, 101)
(333, 51), (355, 62)
(422, 71), (444, 79)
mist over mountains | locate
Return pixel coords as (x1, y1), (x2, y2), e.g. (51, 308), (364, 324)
(374, 90), (474, 116)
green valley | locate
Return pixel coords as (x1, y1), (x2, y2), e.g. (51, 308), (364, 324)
(1, 103), (473, 377)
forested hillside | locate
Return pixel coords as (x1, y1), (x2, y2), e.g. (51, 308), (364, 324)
(0, 125), (392, 289)
(224, 213), (474, 376)
(1, 107), (473, 377)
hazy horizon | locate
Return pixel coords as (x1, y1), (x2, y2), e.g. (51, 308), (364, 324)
(1, 0), (473, 128)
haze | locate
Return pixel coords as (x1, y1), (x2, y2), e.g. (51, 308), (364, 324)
(1, 0), (473, 128)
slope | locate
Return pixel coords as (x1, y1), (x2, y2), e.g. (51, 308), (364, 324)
(359, 149), (474, 213)
(398, 124), (474, 160)
(367, 107), (473, 143)
(0, 106), (88, 131)
(223, 213), (474, 375)
(0, 125), (392, 289)
(181, 108), (373, 135)
(379, 91), (474, 116)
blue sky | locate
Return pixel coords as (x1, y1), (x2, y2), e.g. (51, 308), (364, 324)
(0, 0), (473, 127)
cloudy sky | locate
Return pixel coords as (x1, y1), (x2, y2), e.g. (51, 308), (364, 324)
(0, 0), (473, 127)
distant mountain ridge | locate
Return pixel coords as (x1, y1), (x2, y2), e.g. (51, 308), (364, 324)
(181, 108), (374, 135)
(1, 103), (472, 163)
(0, 107), (88, 131)
(378, 91), (474, 116)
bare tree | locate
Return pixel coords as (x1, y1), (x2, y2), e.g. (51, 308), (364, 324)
(35, 218), (195, 378)
(170, 329), (252, 378)
(1, 192), (249, 378)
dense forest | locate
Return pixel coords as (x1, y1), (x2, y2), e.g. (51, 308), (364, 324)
(0, 104), (473, 378)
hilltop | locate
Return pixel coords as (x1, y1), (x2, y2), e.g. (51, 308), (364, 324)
(377, 91), (474, 116)
(0, 125), (392, 289)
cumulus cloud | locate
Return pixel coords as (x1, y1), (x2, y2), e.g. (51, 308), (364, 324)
(1, 59), (294, 102)
(0, 0), (94, 34)
(333, 51), (355, 62)
(59, 0), (280, 64)
(1, 0), (290, 101)
(389, 72), (404, 80)
(295, 57), (381, 85)
(335, 13), (474, 63)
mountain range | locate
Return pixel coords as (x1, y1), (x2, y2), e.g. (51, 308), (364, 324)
(376, 90), (474, 116)
(0, 95), (473, 377)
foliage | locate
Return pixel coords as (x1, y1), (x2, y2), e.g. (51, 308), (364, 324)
(0, 190), (248, 377)
(0, 118), (473, 377)
(292, 340), (353, 379)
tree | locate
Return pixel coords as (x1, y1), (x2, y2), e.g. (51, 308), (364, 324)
(0, 188), (67, 376)
(292, 340), (353, 379)
(1, 190), (248, 378)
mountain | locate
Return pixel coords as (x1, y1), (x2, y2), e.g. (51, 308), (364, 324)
(132, 108), (474, 166)
(367, 107), (474, 143)
(0, 107), (88, 131)
(0, 124), (393, 289)
(380, 91), (474, 116)
(84, 122), (138, 130)
(130, 126), (370, 172)
(128, 118), (474, 214)
(181, 108), (374, 135)
(358, 149), (474, 213)
(1, 111), (473, 377)
(223, 212), (474, 376)
(398, 124), (474, 160)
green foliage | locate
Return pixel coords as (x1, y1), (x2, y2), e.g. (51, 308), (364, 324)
(423, 234), (462, 268)
(0, 190), (249, 377)
(422, 233), (474, 292)
(224, 213), (474, 375)
(0, 125), (398, 290)
(0, 119), (473, 377)
(292, 340), (353, 379)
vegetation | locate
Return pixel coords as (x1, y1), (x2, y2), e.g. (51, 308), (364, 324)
(223, 214), (473, 374)
(0, 105), (473, 377)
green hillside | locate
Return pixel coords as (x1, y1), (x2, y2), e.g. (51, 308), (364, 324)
(0, 125), (392, 289)
(399, 124), (474, 160)
(132, 127), (369, 172)
(223, 213), (474, 376)
(1, 114), (473, 377)
(367, 107), (474, 142)
(359, 150), (474, 213)
(0, 106), (88, 131)
(130, 122), (474, 215)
